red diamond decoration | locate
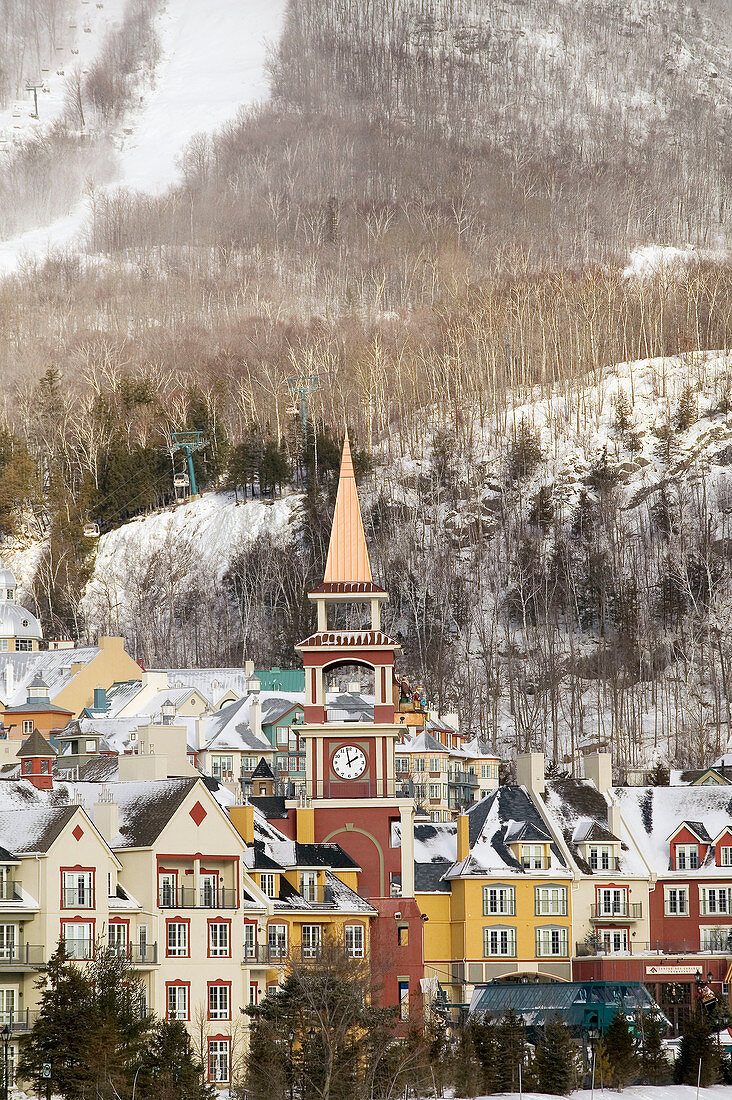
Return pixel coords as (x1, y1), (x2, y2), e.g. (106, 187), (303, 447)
(189, 801), (207, 826)
(72, 824), (84, 841)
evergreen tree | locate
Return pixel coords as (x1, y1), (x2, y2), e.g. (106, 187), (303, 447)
(614, 391), (633, 435)
(674, 384), (697, 432)
(471, 1017), (500, 1095)
(533, 1016), (580, 1095)
(139, 1019), (215, 1100)
(18, 944), (92, 1100)
(674, 1009), (721, 1086)
(647, 761), (670, 787)
(242, 1014), (288, 1100)
(495, 1009), (530, 1093)
(639, 1012), (671, 1085)
(603, 1010), (638, 1089)
(453, 1024), (480, 1098)
(507, 421), (543, 484)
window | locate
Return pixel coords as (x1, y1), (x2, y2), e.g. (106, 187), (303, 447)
(243, 924), (256, 959)
(429, 784), (441, 800)
(0, 989), (14, 1026)
(398, 925), (409, 946)
(200, 873), (218, 908)
(208, 1040), (230, 1083)
(300, 872), (317, 902)
(62, 870), (94, 908)
(600, 929), (629, 953)
(597, 888), (627, 916)
(249, 983), (258, 1004)
(429, 758), (441, 772)
(589, 846), (611, 871)
(167, 984), (188, 1021)
(268, 924), (287, 958)
(398, 980), (409, 1021)
(62, 922), (93, 959)
(208, 984), (230, 1020)
(16, 640), (32, 652)
(700, 887), (732, 915)
(0, 642), (6, 653)
(481, 764), (493, 779)
(167, 921), (188, 957)
(139, 925), (148, 962)
(482, 886), (515, 916)
(720, 847), (732, 867)
(260, 873), (277, 898)
(535, 927), (569, 957)
(108, 923), (127, 953)
(665, 887), (688, 915)
(22, 720), (33, 735)
(535, 886), (568, 916)
(209, 922), (230, 957)
(396, 758), (408, 772)
(676, 844), (699, 870)
(0, 926), (16, 962)
(211, 755), (234, 779)
(301, 925), (321, 959)
(701, 927), (732, 952)
(483, 927), (516, 957)
(521, 845), (545, 870)
(415, 758), (425, 771)
(345, 924), (364, 958)
(158, 872), (177, 908)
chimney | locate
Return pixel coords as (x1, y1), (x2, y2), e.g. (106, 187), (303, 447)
(607, 799), (623, 840)
(584, 751), (612, 794)
(93, 687), (108, 712)
(516, 752), (545, 796)
(230, 804), (254, 844)
(457, 813), (470, 862)
(93, 788), (119, 843)
(244, 660), (255, 677)
(249, 681), (262, 740)
(296, 805), (314, 843)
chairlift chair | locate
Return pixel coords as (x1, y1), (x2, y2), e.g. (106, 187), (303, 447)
(174, 474), (190, 489)
(83, 522), (100, 538)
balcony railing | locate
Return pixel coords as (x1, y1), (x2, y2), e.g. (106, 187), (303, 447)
(576, 938), (732, 957)
(62, 889), (94, 908)
(0, 1010), (39, 1032)
(449, 771), (479, 787)
(108, 943), (159, 965)
(0, 945), (44, 967)
(590, 903), (643, 920)
(158, 887), (237, 909)
(0, 881), (22, 903)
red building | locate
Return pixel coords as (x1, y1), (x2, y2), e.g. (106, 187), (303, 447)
(257, 434), (424, 1016)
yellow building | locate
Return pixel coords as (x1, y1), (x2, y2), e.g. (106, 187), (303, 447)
(415, 785), (573, 1013)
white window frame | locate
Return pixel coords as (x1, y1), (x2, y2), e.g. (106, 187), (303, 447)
(600, 928), (629, 953)
(268, 924), (287, 958)
(301, 924), (321, 959)
(597, 888), (628, 916)
(167, 921), (188, 957)
(535, 885), (568, 916)
(22, 720), (33, 735)
(700, 926), (732, 952)
(535, 926), (569, 957)
(700, 887), (732, 915)
(62, 921), (93, 959)
(260, 873), (277, 898)
(589, 846), (611, 871)
(209, 922), (230, 958)
(665, 886), (688, 915)
(167, 985), (188, 1021)
(0, 988), (15, 1026)
(345, 924), (364, 958)
(521, 845), (545, 870)
(482, 885), (516, 916)
(208, 984), (230, 1020)
(200, 873), (218, 908)
(483, 926), (516, 957)
(0, 925), (16, 962)
(720, 846), (732, 867)
(158, 872), (177, 908)
(62, 870), (94, 908)
(209, 1039), (230, 1083)
(676, 844), (699, 870)
(108, 923), (127, 953)
(300, 872), (317, 902)
(243, 924), (255, 959)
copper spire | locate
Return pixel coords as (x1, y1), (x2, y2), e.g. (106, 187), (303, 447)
(323, 433), (373, 584)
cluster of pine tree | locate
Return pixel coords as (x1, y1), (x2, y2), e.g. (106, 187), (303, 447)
(19, 944), (212, 1100)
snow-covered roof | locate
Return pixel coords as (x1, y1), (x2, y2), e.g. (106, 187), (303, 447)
(542, 777), (647, 877)
(612, 785), (732, 876)
(0, 807), (77, 854)
(0, 648), (101, 707)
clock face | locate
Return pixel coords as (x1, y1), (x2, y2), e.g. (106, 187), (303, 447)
(331, 744), (367, 780)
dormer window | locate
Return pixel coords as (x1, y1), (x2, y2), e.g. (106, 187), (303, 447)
(521, 844), (546, 870)
(590, 846), (611, 871)
(720, 847), (732, 867)
(676, 844), (699, 870)
(260, 873), (277, 898)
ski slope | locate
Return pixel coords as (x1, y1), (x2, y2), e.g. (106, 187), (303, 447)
(0, 0), (286, 273)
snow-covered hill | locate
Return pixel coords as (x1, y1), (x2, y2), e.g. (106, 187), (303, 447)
(0, 0), (286, 273)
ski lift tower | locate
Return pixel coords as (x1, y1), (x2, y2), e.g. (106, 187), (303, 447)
(171, 431), (204, 498)
(25, 79), (44, 119)
(286, 373), (318, 451)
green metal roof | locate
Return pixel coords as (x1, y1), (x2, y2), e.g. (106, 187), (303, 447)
(470, 981), (665, 1035)
(254, 668), (305, 693)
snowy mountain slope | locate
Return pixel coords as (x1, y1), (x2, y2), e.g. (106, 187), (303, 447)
(0, 0), (286, 273)
(81, 491), (301, 640)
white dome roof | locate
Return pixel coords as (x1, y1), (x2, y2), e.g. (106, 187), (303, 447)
(0, 558), (17, 592)
(0, 602), (42, 641)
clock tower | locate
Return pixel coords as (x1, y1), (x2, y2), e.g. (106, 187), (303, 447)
(295, 433), (402, 801)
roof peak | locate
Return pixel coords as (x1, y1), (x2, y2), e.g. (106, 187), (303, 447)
(322, 435), (373, 585)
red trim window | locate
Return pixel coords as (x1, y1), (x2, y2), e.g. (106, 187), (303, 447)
(242, 920), (256, 960)
(207, 981), (231, 1021)
(208, 1037), (231, 1083)
(158, 870), (178, 909)
(108, 918), (129, 954)
(61, 867), (95, 909)
(208, 919), (231, 958)
(594, 886), (629, 918)
(166, 981), (190, 1021)
(249, 983), (258, 1005)
(166, 918), (190, 958)
(61, 918), (95, 959)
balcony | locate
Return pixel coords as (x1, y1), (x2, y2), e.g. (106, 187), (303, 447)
(590, 903), (643, 921)
(576, 938), (731, 957)
(108, 943), (159, 966)
(0, 1010), (39, 1032)
(449, 771), (479, 788)
(158, 887), (237, 910)
(297, 885), (337, 907)
(0, 945), (45, 967)
(0, 881), (22, 903)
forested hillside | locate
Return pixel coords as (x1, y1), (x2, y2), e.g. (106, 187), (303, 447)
(0, 0), (731, 773)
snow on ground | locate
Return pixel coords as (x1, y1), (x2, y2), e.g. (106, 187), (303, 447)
(0, 0), (287, 273)
(117, 0), (286, 193)
(623, 244), (731, 280)
(459, 1092), (732, 1100)
(82, 490), (301, 635)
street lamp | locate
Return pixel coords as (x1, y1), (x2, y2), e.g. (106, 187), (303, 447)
(1, 1023), (10, 1100)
